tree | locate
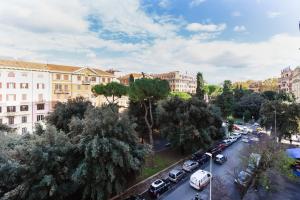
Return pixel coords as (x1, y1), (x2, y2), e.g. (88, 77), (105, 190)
(47, 97), (92, 133)
(262, 91), (277, 101)
(169, 92), (191, 100)
(92, 82), (128, 106)
(233, 93), (265, 120)
(260, 100), (300, 141)
(129, 74), (134, 85)
(215, 80), (234, 118)
(157, 97), (223, 154)
(71, 106), (146, 200)
(204, 84), (222, 102)
(196, 72), (205, 99)
(129, 78), (170, 150)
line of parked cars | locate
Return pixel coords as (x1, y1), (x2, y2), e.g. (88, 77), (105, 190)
(147, 137), (235, 199)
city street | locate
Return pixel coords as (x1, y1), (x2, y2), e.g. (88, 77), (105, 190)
(162, 140), (246, 200)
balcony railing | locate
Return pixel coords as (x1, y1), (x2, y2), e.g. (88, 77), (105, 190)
(54, 89), (70, 94)
(82, 80), (91, 85)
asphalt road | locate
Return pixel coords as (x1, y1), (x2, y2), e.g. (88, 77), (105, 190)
(162, 140), (246, 200)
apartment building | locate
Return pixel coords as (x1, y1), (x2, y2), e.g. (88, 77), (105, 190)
(118, 73), (152, 86)
(292, 67), (300, 103)
(278, 67), (293, 92)
(0, 60), (115, 134)
(248, 81), (262, 93)
(152, 71), (196, 94)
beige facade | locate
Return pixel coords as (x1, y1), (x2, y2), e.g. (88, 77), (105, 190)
(118, 73), (152, 86)
(292, 67), (300, 103)
(278, 67), (293, 92)
(152, 71), (196, 94)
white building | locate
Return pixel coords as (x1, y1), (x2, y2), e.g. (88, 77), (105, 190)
(0, 67), (51, 135)
(292, 67), (300, 103)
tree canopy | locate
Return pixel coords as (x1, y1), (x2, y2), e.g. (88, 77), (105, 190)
(196, 72), (205, 99)
(169, 92), (192, 100)
(92, 82), (128, 105)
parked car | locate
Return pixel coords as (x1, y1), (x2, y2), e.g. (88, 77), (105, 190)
(223, 139), (232, 146)
(148, 179), (171, 198)
(124, 195), (145, 200)
(235, 171), (252, 187)
(214, 154), (227, 164)
(183, 160), (199, 172)
(168, 169), (185, 182)
(232, 132), (242, 139)
(241, 138), (249, 143)
(190, 169), (211, 190)
(208, 146), (223, 157)
(191, 152), (210, 165)
(228, 136), (237, 143)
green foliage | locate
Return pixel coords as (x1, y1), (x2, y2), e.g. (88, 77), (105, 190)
(233, 93), (265, 120)
(47, 97), (91, 133)
(227, 117), (234, 133)
(1, 106), (146, 200)
(196, 72), (205, 99)
(215, 80), (234, 118)
(169, 92), (192, 100)
(274, 151), (297, 181)
(157, 97), (223, 154)
(92, 82), (128, 104)
(260, 100), (300, 140)
(129, 74), (134, 85)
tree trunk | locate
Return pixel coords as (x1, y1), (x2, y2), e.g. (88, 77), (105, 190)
(143, 101), (154, 166)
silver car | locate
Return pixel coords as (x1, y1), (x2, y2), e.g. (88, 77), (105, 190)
(168, 169), (185, 182)
(183, 160), (199, 172)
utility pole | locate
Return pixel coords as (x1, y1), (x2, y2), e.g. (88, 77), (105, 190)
(274, 108), (277, 142)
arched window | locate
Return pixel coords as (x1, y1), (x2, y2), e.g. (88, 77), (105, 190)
(8, 72), (15, 77)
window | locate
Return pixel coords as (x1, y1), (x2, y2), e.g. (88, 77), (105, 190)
(77, 85), (81, 90)
(85, 76), (89, 81)
(8, 116), (14, 125)
(22, 73), (28, 77)
(20, 83), (29, 89)
(22, 94), (27, 101)
(64, 75), (69, 80)
(42, 83), (45, 89)
(0, 82), (2, 88)
(22, 116), (27, 123)
(6, 94), (16, 101)
(37, 115), (44, 121)
(38, 94), (43, 101)
(102, 78), (106, 83)
(56, 74), (61, 80)
(7, 82), (16, 89)
(85, 85), (88, 90)
(0, 106), (1, 113)
(22, 127), (27, 134)
(20, 105), (29, 111)
(55, 84), (62, 90)
(91, 77), (96, 82)
(108, 78), (111, 82)
(0, 118), (2, 124)
(8, 72), (15, 77)
(77, 75), (81, 81)
(0, 94), (2, 101)
(64, 85), (68, 90)
(7, 106), (16, 112)
(37, 103), (44, 110)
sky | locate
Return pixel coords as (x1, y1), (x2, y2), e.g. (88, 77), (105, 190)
(0, 0), (300, 83)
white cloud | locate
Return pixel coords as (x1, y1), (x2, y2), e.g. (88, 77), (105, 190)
(158, 0), (171, 8)
(231, 11), (241, 17)
(190, 0), (206, 7)
(267, 11), (281, 18)
(233, 25), (247, 32)
(186, 23), (226, 32)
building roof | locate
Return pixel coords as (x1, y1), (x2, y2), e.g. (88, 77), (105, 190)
(119, 73), (152, 80)
(0, 59), (113, 76)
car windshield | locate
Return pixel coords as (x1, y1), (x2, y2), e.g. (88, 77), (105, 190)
(238, 172), (249, 181)
(169, 173), (176, 179)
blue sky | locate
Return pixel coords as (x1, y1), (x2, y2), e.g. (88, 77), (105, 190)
(0, 0), (299, 83)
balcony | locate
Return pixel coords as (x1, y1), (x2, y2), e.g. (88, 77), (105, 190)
(82, 80), (91, 85)
(54, 89), (70, 94)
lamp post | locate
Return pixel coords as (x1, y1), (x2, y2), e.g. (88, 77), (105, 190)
(205, 152), (213, 200)
(274, 108), (277, 142)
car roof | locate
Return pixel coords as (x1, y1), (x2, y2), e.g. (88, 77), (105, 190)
(216, 154), (224, 158)
(191, 169), (210, 179)
(151, 179), (164, 187)
(170, 169), (181, 174)
(184, 160), (196, 165)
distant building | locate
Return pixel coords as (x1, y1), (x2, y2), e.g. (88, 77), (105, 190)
(248, 81), (262, 93)
(278, 67), (293, 93)
(292, 66), (300, 103)
(118, 73), (152, 86)
(0, 59), (115, 134)
(152, 71), (196, 94)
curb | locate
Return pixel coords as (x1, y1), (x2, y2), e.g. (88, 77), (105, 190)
(110, 155), (190, 200)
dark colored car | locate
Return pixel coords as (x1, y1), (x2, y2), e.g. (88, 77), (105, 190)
(192, 152), (210, 165)
(235, 171), (252, 187)
(208, 146), (223, 157)
(148, 179), (171, 198)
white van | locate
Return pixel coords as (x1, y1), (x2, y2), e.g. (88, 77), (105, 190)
(189, 169), (211, 190)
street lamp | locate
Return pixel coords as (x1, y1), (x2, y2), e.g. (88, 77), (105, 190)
(205, 152), (213, 200)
